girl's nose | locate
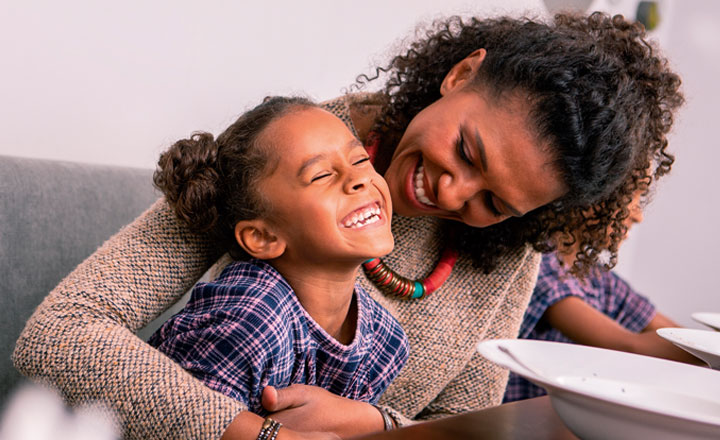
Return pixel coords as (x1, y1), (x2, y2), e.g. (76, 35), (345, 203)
(344, 169), (371, 193)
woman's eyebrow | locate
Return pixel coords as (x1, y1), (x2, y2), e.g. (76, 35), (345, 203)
(296, 138), (364, 177)
(474, 128), (488, 172)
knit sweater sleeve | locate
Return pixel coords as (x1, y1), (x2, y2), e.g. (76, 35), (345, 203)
(409, 249), (541, 423)
(12, 199), (246, 439)
(375, 246), (542, 427)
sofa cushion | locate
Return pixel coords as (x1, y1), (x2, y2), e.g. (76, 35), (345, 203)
(0, 154), (158, 400)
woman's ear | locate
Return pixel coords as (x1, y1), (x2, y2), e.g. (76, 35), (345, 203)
(234, 220), (286, 260)
(440, 48), (487, 95)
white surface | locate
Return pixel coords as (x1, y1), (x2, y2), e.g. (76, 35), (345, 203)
(0, 384), (118, 440)
(658, 327), (720, 368)
(478, 339), (720, 440)
(692, 313), (720, 331)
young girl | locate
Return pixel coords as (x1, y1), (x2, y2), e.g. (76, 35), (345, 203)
(148, 96), (408, 439)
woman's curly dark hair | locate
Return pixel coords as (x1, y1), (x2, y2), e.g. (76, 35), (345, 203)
(357, 12), (683, 276)
(153, 96), (317, 259)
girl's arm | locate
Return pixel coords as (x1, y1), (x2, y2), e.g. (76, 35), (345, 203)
(543, 296), (702, 364)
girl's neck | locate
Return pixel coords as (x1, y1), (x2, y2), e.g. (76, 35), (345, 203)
(269, 260), (360, 345)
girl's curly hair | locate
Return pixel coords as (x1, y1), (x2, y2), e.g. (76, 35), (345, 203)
(357, 12), (683, 276)
(153, 96), (317, 259)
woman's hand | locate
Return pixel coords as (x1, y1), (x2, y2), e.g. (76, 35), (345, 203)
(220, 409), (341, 440)
(279, 429), (342, 440)
(262, 385), (385, 438)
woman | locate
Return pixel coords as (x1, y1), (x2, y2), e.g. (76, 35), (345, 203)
(13, 12), (682, 440)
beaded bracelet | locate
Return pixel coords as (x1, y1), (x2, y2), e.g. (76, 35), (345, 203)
(373, 405), (395, 431)
(257, 417), (282, 440)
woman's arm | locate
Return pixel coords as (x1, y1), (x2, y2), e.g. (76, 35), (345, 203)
(259, 385), (386, 438)
(222, 411), (341, 440)
(543, 297), (703, 364)
(13, 199), (246, 439)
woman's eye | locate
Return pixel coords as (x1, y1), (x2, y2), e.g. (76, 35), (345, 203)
(485, 192), (503, 217)
(456, 133), (473, 165)
(310, 173), (332, 183)
(353, 157), (370, 166)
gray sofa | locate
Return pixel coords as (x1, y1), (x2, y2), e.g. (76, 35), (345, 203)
(0, 154), (161, 402)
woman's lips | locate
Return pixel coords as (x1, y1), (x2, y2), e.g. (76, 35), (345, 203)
(414, 163), (437, 207)
(404, 156), (437, 211)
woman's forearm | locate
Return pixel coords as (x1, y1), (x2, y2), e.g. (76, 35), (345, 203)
(12, 199), (241, 439)
(15, 313), (245, 438)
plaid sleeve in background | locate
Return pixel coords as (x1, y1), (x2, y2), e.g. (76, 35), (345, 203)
(503, 253), (657, 403)
(601, 269), (656, 332)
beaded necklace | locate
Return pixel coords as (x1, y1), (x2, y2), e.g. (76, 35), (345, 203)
(362, 132), (459, 300)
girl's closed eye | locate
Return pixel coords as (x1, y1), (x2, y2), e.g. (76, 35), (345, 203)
(311, 172), (333, 183)
(353, 156), (370, 166)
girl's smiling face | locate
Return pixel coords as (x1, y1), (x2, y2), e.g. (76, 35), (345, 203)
(257, 107), (393, 269)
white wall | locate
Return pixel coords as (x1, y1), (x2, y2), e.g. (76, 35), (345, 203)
(2, 0), (718, 328)
(0, 0), (544, 169)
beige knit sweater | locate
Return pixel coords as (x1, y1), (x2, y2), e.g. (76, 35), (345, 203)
(13, 94), (540, 439)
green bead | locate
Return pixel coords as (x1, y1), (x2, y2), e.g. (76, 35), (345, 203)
(411, 281), (425, 299)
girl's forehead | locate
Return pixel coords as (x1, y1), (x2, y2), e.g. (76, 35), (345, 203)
(262, 107), (356, 159)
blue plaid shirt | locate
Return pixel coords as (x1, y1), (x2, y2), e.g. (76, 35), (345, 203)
(503, 253), (656, 403)
(149, 259), (409, 415)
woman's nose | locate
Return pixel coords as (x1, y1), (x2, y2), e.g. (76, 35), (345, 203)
(436, 172), (481, 212)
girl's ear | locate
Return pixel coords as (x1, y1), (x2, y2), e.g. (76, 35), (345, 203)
(440, 48), (487, 95)
(234, 220), (286, 260)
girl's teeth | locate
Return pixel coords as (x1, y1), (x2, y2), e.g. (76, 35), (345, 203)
(343, 205), (382, 228)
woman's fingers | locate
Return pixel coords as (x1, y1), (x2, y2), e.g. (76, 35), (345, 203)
(262, 384), (310, 412)
(261, 385), (279, 411)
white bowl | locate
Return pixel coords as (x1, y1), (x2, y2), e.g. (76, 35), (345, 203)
(692, 313), (720, 331)
(657, 327), (720, 369)
(478, 339), (720, 440)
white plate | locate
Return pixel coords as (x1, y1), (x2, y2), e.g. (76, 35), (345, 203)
(657, 327), (720, 369)
(692, 313), (720, 331)
(478, 339), (720, 440)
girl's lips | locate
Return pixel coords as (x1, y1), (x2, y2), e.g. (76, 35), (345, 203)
(340, 201), (385, 229)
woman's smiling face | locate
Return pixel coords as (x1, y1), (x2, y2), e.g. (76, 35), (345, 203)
(382, 50), (567, 228)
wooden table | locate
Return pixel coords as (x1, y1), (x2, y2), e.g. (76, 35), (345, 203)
(355, 396), (578, 439)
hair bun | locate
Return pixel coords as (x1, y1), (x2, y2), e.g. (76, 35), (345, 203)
(154, 132), (222, 232)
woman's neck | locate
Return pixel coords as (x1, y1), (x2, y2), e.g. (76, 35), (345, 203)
(269, 260), (359, 345)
